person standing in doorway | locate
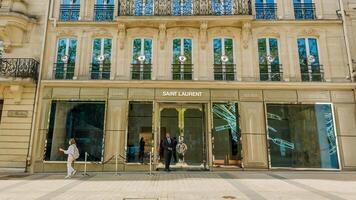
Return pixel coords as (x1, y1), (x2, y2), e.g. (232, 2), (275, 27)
(59, 138), (80, 179)
(139, 137), (145, 163)
(162, 133), (174, 172)
(172, 137), (178, 163)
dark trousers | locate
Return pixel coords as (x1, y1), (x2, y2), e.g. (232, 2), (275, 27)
(172, 151), (177, 163)
(164, 150), (172, 170)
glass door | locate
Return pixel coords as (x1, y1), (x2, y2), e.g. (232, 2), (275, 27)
(160, 103), (206, 167)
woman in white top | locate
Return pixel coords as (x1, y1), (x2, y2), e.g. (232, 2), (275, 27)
(60, 138), (78, 179)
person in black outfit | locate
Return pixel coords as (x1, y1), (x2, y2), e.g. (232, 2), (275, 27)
(162, 133), (174, 171)
(172, 137), (178, 163)
(139, 137), (145, 163)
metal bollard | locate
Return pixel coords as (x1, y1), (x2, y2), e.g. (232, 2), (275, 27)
(82, 152), (89, 176)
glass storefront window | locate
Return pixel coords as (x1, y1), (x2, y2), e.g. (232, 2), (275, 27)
(212, 103), (242, 166)
(44, 101), (105, 162)
(266, 104), (339, 169)
(127, 102), (153, 163)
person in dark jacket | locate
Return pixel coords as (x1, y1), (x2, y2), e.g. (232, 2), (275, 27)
(139, 137), (145, 163)
(162, 133), (174, 171)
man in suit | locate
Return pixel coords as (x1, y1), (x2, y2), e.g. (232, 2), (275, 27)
(162, 133), (174, 172)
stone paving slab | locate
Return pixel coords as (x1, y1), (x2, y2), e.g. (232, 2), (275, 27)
(0, 171), (355, 200)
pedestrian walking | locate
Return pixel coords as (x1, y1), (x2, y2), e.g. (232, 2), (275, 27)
(59, 138), (80, 179)
(139, 137), (145, 163)
(162, 133), (174, 172)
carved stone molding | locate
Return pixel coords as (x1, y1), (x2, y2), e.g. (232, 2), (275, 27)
(159, 23), (166, 50)
(254, 27), (280, 38)
(200, 21), (208, 50)
(8, 84), (24, 103)
(118, 23), (126, 50)
(242, 21), (251, 49)
(298, 28), (320, 38)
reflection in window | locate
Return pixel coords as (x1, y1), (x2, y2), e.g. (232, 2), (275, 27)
(94, 0), (114, 21)
(212, 103), (242, 166)
(172, 0), (193, 16)
(91, 38), (112, 80)
(258, 38), (282, 81)
(44, 101), (105, 162)
(134, 0), (154, 16)
(0, 100), (3, 123)
(131, 38), (152, 80)
(60, 0), (80, 21)
(213, 38), (235, 80)
(54, 38), (77, 79)
(211, 0), (233, 15)
(172, 38), (193, 80)
(266, 104), (339, 169)
(127, 102), (153, 163)
(297, 38), (323, 81)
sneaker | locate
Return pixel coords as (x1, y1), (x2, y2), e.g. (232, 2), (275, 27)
(71, 170), (77, 176)
(64, 175), (71, 179)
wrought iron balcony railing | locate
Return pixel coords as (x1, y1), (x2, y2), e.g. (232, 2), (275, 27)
(255, 3), (277, 20)
(90, 63), (111, 80)
(131, 64), (152, 80)
(172, 64), (193, 80)
(259, 64), (283, 81)
(300, 64), (324, 82)
(0, 58), (39, 81)
(214, 64), (236, 81)
(59, 4), (80, 21)
(294, 3), (316, 20)
(118, 0), (252, 16)
(53, 63), (75, 80)
(94, 4), (114, 21)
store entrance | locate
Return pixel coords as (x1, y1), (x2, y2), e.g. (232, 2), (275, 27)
(159, 103), (207, 169)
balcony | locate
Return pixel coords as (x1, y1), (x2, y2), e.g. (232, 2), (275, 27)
(294, 3), (316, 20)
(94, 4), (114, 21)
(118, 0), (252, 16)
(131, 64), (151, 80)
(89, 63), (111, 80)
(172, 64), (193, 80)
(259, 64), (283, 81)
(0, 58), (39, 81)
(59, 4), (80, 21)
(300, 64), (324, 82)
(53, 63), (75, 80)
(255, 3), (277, 20)
(214, 64), (236, 81)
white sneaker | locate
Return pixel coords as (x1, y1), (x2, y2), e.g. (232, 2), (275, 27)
(65, 175), (71, 179)
(71, 170), (77, 176)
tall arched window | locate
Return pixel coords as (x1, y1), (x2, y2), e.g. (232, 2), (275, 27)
(91, 38), (112, 80)
(213, 38), (235, 81)
(54, 38), (77, 79)
(172, 0), (193, 16)
(131, 38), (153, 80)
(297, 37), (323, 81)
(60, 0), (80, 21)
(134, 0), (154, 16)
(258, 38), (282, 81)
(172, 38), (193, 80)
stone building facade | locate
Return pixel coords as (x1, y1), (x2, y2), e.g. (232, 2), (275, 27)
(1, 0), (356, 172)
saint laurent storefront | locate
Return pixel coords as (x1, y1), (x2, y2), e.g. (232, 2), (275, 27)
(30, 82), (352, 172)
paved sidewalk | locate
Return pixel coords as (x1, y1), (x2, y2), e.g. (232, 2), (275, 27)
(0, 171), (355, 200)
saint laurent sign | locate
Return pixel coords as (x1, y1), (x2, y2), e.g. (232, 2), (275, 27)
(162, 91), (203, 97)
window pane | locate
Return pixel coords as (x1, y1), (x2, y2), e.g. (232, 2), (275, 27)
(132, 39), (142, 64)
(297, 38), (308, 76)
(144, 39), (152, 64)
(44, 101), (105, 162)
(92, 39), (101, 64)
(213, 38), (222, 64)
(269, 38), (279, 65)
(127, 102), (153, 163)
(68, 39), (77, 63)
(57, 39), (67, 63)
(224, 38), (234, 64)
(104, 38), (112, 63)
(184, 39), (192, 63)
(258, 38), (267, 65)
(212, 103), (242, 166)
(308, 38), (319, 64)
(266, 104), (339, 169)
(173, 39), (181, 64)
